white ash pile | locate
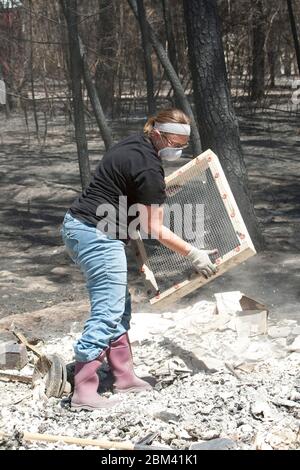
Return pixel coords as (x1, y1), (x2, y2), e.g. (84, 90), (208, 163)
(0, 299), (300, 450)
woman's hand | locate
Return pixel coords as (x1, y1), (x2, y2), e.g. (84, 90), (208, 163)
(186, 247), (218, 278)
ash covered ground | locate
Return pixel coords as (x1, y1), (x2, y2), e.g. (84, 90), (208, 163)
(0, 103), (299, 449)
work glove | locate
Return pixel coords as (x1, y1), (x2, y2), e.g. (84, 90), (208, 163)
(186, 246), (218, 278)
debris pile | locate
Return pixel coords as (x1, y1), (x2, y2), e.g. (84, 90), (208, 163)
(0, 299), (299, 450)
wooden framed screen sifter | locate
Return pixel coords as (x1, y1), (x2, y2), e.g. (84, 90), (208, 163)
(131, 149), (256, 309)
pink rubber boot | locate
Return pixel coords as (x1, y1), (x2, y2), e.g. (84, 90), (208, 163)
(71, 351), (119, 410)
(107, 333), (152, 393)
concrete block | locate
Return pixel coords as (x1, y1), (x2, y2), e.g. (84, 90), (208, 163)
(0, 342), (28, 370)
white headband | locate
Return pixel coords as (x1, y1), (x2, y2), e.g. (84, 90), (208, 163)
(154, 122), (191, 136)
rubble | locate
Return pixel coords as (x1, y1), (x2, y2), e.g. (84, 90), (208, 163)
(268, 326), (292, 339)
(214, 291), (268, 337)
(189, 437), (237, 450)
(0, 342), (28, 371)
(287, 336), (300, 352)
(0, 300), (299, 450)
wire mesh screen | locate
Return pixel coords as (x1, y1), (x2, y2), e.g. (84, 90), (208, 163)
(141, 159), (242, 293)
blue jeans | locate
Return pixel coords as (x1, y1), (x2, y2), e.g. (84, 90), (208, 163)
(60, 212), (131, 362)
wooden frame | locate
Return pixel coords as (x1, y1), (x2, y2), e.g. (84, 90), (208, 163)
(131, 149), (256, 309)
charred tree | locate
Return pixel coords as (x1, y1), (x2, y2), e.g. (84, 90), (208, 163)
(78, 36), (113, 150)
(136, 0), (156, 115)
(128, 0), (202, 156)
(161, 0), (178, 75)
(60, 0), (90, 190)
(183, 0), (264, 250)
(250, 0), (266, 100)
(287, 0), (300, 74)
(29, 0), (39, 139)
(95, 0), (116, 115)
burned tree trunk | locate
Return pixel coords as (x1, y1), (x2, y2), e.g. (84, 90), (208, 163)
(29, 0), (39, 140)
(266, 11), (281, 89)
(60, 0), (90, 190)
(95, 0), (116, 116)
(136, 0), (156, 115)
(287, 0), (300, 74)
(128, 0), (202, 156)
(161, 0), (181, 108)
(250, 0), (266, 101)
(183, 0), (264, 250)
(78, 37), (113, 150)
(161, 0), (179, 75)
